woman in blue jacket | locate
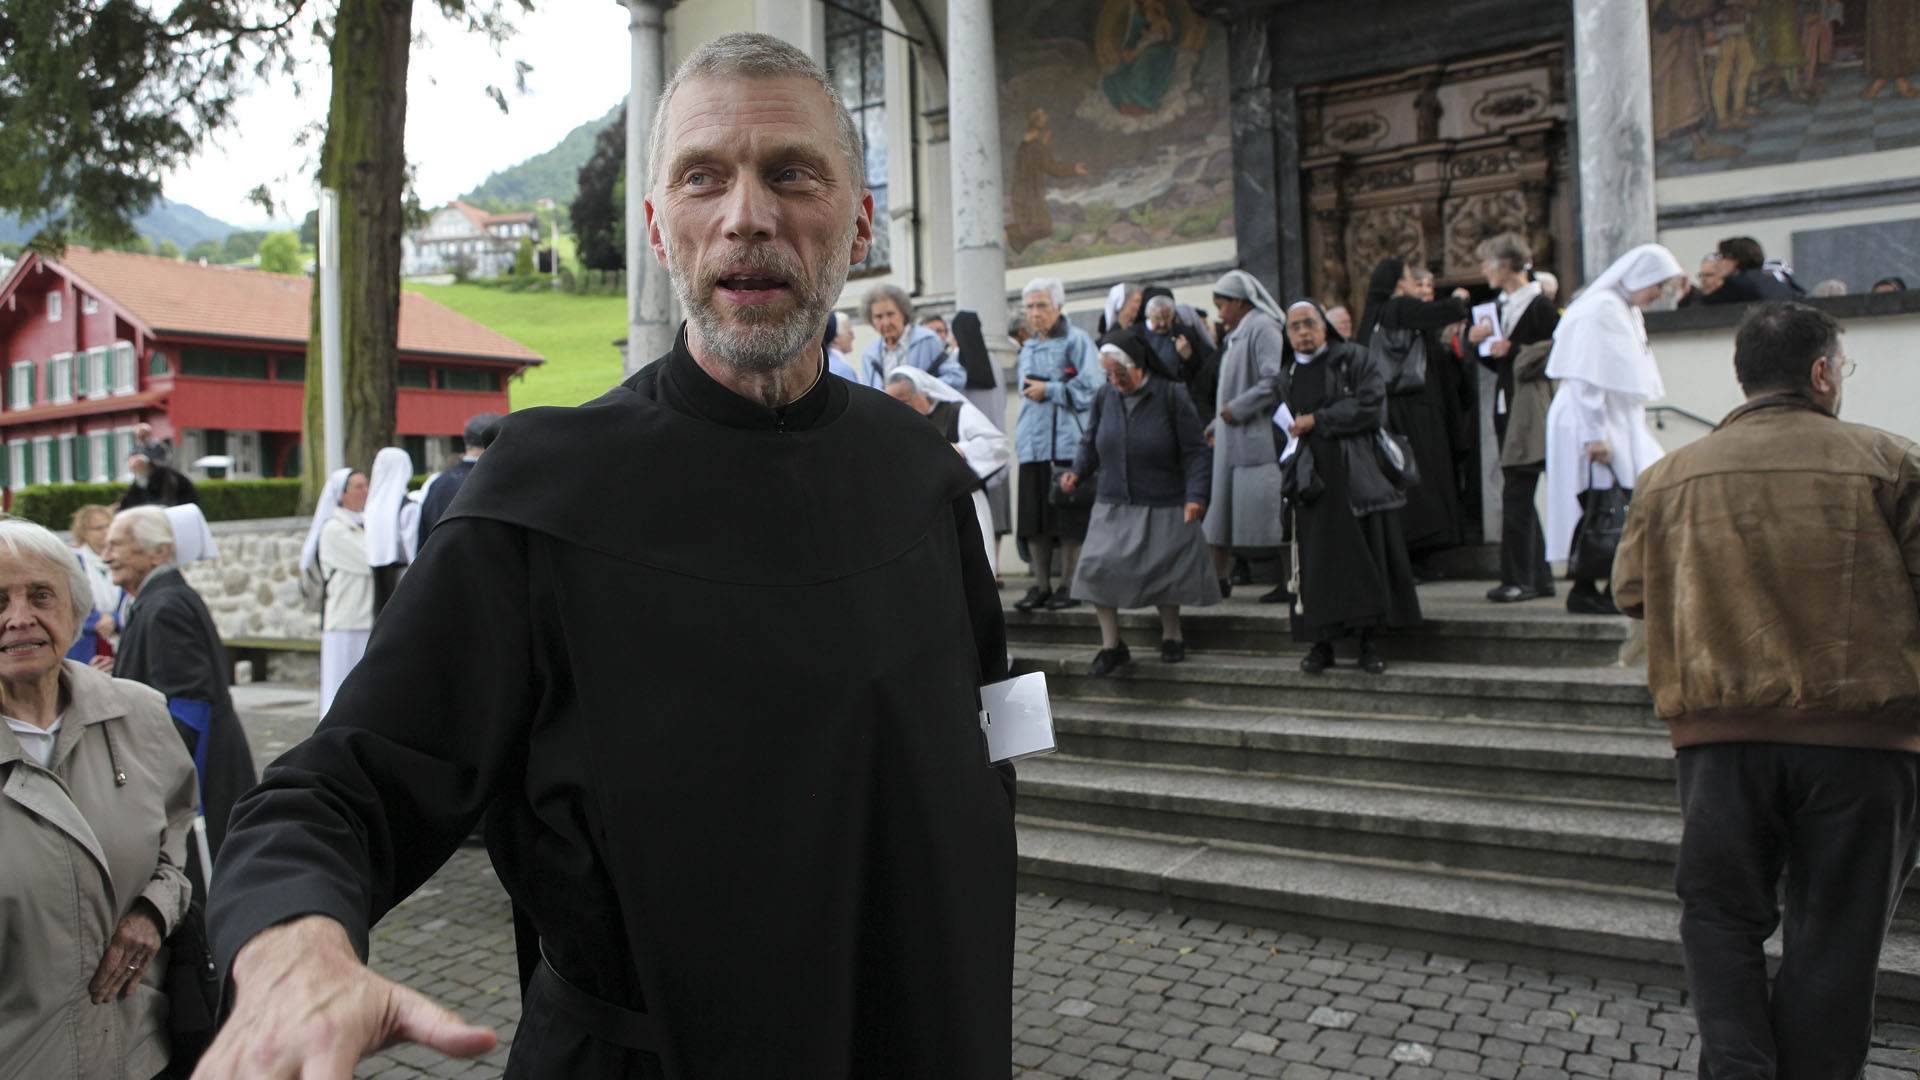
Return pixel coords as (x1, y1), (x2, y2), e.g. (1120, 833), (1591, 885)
(1011, 276), (1101, 612)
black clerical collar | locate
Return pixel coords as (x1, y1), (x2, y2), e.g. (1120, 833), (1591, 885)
(659, 324), (844, 432)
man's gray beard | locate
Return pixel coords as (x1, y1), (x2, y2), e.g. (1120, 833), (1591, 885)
(131, 474), (149, 489)
(666, 222), (856, 377)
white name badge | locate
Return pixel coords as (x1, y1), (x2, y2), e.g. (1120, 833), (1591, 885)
(979, 672), (1056, 765)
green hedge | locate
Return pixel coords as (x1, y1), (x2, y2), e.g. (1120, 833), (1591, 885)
(9, 479), (305, 529)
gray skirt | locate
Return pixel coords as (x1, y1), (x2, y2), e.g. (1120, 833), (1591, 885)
(1201, 461), (1285, 550)
(1072, 502), (1221, 610)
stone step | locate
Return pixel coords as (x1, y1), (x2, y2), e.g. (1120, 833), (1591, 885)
(1011, 642), (1659, 729)
(1001, 579), (1633, 668)
(1049, 699), (1677, 806)
(1017, 754), (1682, 892)
(1005, 589), (1630, 669)
(1014, 818), (1920, 1021)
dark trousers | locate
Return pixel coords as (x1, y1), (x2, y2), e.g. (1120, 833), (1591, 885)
(1498, 465), (1552, 592)
(1676, 743), (1920, 1079)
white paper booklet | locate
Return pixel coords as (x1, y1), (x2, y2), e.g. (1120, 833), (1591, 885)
(1470, 301), (1505, 357)
(979, 672), (1056, 765)
(1272, 403), (1297, 462)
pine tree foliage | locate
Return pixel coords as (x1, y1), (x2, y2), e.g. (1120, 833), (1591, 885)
(570, 105), (625, 272)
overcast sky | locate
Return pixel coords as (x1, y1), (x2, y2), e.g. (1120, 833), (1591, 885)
(159, 3), (634, 230)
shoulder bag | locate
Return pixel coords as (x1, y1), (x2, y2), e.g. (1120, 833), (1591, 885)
(1048, 384), (1098, 510)
(1567, 462), (1632, 581)
(1366, 322), (1427, 395)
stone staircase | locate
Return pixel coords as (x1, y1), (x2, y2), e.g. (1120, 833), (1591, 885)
(1003, 575), (1920, 1019)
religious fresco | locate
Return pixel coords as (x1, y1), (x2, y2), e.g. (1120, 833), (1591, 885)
(995, 0), (1234, 269)
(1651, 0), (1920, 178)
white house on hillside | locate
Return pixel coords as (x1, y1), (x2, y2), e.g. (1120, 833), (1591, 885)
(402, 201), (537, 279)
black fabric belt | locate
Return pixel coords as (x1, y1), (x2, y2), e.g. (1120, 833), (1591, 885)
(532, 947), (660, 1053)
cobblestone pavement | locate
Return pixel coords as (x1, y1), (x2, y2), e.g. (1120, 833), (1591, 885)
(230, 686), (1920, 1079)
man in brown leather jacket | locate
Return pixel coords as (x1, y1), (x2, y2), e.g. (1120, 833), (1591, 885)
(1615, 300), (1920, 1078)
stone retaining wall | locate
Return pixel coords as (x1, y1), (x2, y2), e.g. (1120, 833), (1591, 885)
(163, 516), (320, 685)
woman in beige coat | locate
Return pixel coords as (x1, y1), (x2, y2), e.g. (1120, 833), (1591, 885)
(0, 517), (198, 1080)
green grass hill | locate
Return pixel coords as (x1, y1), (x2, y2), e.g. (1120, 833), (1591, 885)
(404, 282), (626, 411)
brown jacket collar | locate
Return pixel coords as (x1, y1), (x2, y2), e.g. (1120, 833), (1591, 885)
(1720, 391), (1833, 427)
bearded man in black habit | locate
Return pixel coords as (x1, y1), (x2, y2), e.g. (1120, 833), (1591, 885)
(197, 33), (1014, 1080)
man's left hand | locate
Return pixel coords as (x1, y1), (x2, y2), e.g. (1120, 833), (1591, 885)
(1288, 413), (1316, 438)
(1486, 339), (1512, 357)
(90, 902), (163, 1004)
(1587, 440), (1613, 464)
(1184, 502), (1205, 523)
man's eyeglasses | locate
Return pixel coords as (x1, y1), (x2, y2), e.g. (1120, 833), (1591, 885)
(1828, 354), (1856, 378)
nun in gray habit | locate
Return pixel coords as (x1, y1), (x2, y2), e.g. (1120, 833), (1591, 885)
(1201, 270), (1289, 590)
(1280, 299), (1422, 675)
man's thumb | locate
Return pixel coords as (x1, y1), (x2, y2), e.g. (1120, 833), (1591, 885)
(390, 987), (499, 1058)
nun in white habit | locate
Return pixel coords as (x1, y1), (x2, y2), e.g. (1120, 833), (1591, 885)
(884, 364), (1011, 576)
(364, 445), (414, 616)
(1543, 243), (1686, 614)
(303, 466), (371, 716)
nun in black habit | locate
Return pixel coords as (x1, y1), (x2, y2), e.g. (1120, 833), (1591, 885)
(1353, 258), (1474, 560)
(1281, 300), (1422, 675)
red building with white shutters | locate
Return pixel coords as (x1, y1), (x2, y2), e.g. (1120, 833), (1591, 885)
(0, 247), (541, 490)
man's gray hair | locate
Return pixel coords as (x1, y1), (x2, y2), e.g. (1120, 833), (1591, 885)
(1022, 277), (1066, 310)
(647, 32), (865, 197)
(0, 517), (93, 624)
(114, 505), (176, 562)
(1144, 295), (1176, 317)
(883, 371), (921, 391)
(862, 283), (913, 324)
(1007, 312), (1029, 337)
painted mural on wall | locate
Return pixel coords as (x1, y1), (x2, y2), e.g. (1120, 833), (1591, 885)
(1652, 0), (1920, 178)
(996, 0), (1233, 269)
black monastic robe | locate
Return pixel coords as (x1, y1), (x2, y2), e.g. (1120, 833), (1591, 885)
(115, 566), (257, 855)
(209, 332), (1015, 1079)
(1378, 294), (1473, 556)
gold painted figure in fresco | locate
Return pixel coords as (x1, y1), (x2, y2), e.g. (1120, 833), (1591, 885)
(1006, 108), (1089, 254)
(1863, 0), (1920, 98)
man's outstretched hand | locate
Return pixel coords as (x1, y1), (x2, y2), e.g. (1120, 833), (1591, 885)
(192, 915), (498, 1079)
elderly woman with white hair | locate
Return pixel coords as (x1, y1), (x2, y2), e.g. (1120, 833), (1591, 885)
(1058, 333), (1216, 675)
(885, 365), (1012, 576)
(0, 516), (199, 1080)
(1013, 276), (1102, 612)
(104, 505), (256, 858)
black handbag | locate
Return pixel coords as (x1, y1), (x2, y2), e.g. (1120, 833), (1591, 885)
(1374, 428), (1420, 491)
(1047, 387), (1096, 511)
(1366, 323), (1427, 394)
(1567, 463), (1632, 581)
(1279, 440), (1323, 504)
(162, 842), (222, 1077)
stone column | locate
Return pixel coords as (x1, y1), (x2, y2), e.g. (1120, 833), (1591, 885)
(945, 0), (1011, 368)
(1571, 0), (1657, 281)
(622, 0), (676, 375)
(1220, 11), (1304, 300)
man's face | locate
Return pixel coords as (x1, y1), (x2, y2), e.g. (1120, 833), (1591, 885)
(1699, 257), (1725, 294)
(104, 517), (164, 591)
(1285, 307), (1327, 354)
(1327, 307), (1353, 339)
(646, 75), (873, 375)
(127, 454), (151, 479)
(923, 317), (949, 347)
(1412, 274), (1435, 301)
(1023, 295), (1060, 337)
(340, 472), (369, 513)
(870, 299), (906, 345)
(1145, 306), (1173, 334)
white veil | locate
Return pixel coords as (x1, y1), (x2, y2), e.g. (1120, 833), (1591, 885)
(1547, 244), (1683, 400)
(164, 504), (220, 564)
(363, 447), (414, 569)
(300, 467), (354, 573)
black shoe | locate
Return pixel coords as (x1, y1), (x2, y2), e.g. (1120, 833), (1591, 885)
(1229, 558), (1252, 586)
(1486, 585), (1539, 603)
(1218, 578), (1232, 599)
(1358, 644), (1387, 675)
(1258, 584), (1294, 604)
(1300, 643), (1334, 674)
(1045, 586), (1081, 611)
(1014, 586), (1052, 613)
(1566, 589), (1621, 616)
(1089, 643), (1131, 677)
(1160, 639), (1186, 663)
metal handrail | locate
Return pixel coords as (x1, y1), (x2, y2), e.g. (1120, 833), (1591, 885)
(1647, 405), (1717, 431)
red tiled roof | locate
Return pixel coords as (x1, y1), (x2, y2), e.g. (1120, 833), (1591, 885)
(54, 246), (543, 364)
